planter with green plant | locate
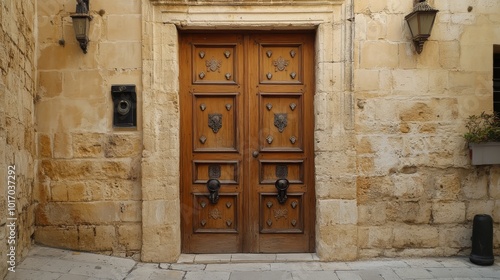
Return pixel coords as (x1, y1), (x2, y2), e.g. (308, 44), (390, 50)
(464, 112), (500, 165)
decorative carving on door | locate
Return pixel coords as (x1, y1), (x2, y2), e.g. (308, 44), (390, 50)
(274, 113), (288, 132)
(273, 56), (289, 72)
(260, 194), (303, 233)
(208, 114), (223, 133)
(206, 57), (222, 72)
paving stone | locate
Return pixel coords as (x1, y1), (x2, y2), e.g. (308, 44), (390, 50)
(16, 256), (52, 270)
(231, 254), (277, 263)
(147, 270), (186, 280)
(275, 253), (316, 262)
(426, 267), (483, 278)
(348, 260), (409, 270)
(291, 271), (340, 280)
(336, 271), (363, 280)
(194, 254), (232, 263)
(205, 263), (271, 271)
(4, 269), (62, 280)
(229, 271), (292, 280)
(67, 262), (132, 279)
(170, 263), (207, 271)
(177, 254), (196, 263)
(320, 262), (351, 271)
(404, 258), (446, 268)
(184, 271), (231, 280)
(394, 268), (435, 279)
(271, 262), (323, 271)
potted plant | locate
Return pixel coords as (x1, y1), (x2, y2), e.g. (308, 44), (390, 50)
(464, 112), (500, 165)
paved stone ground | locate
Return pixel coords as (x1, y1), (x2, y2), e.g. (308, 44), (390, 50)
(4, 246), (500, 280)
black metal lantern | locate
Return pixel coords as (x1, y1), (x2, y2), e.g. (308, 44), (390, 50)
(405, 0), (438, 54)
(70, 0), (91, 53)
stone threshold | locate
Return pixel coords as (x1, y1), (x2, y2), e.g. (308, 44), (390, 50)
(177, 253), (320, 264)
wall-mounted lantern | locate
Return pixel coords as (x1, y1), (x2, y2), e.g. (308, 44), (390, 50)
(404, 0), (438, 54)
(70, 0), (91, 54)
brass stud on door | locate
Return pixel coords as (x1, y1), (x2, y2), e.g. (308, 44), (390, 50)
(291, 201), (298, 209)
(267, 73), (272, 80)
(290, 50), (296, 58)
(200, 201), (207, 208)
(266, 103), (273, 111)
(225, 73), (232, 80)
(225, 104), (232, 111)
(267, 219), (272, 226)
(199, 51), (205, 58)
(226, 202), (232, 208)
(290, 136), (297, 144)
(226, 220), (232, 227)
(224, 50), (231, 58)
(290, 72), (297, 79)
(266, 135), (274, 144)
(201, 220), (207, 226)
(199, 136), (207, 144)
(291, 219), (297, 227)
(289, 103), (297, 111)
(266, 201), (273, 208)
(200, 103), (207, 111)
(199, 72), (206, 79)
(266, 50), (273, 58)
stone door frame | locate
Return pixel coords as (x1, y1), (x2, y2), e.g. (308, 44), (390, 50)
(141, 0), (356, 262)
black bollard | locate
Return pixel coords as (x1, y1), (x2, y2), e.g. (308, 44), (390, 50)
(470, 214), (494, 266)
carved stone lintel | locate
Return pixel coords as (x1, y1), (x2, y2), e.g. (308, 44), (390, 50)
(208, 114), (222, 133)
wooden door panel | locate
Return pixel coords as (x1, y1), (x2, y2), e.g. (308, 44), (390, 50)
(259, 160), (304, 184)
(193, 94), (238, 152)
(193, 161), (239, 184)
(259, 44), (303, 84)
(192, 44), (238, 84)
(260, 194), (304, 233)
(259, 93), (303, 151)
(193, 194), (239, 233)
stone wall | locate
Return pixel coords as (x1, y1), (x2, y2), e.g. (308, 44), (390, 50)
(0, 0), (37, 277)
(354, 0), (500, 258)
(35, 0), (143, 259)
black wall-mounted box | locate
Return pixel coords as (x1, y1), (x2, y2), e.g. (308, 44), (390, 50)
(111, 85), (136, 127)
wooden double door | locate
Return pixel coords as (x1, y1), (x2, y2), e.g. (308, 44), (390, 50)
(180, 32), (315, 253)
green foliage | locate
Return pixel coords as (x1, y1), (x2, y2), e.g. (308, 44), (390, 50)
(464, 112), (500, 143)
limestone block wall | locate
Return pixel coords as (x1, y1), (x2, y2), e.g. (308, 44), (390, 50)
(0, 0), (37, 277)
(354, 0), (500, 257)
(35, 0), (143, 259)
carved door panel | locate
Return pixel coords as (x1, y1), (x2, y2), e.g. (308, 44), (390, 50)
(180, 33), (315, 253)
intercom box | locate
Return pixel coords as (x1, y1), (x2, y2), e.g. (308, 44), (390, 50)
(111, 85), (137, 127)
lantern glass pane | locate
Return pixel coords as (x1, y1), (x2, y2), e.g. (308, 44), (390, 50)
(419, 13), (436, 35)
(406, 14), (419, 38)
(72, 17), (88, 39)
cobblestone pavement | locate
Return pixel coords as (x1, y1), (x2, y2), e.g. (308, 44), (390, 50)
(5, 246), (500, 280)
